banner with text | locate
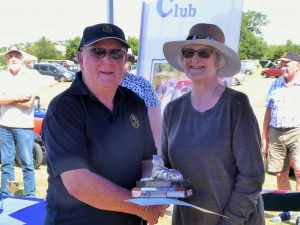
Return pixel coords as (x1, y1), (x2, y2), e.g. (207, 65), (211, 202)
(137, 0), (244, 110)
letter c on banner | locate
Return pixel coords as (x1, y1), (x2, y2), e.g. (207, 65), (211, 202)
(156, 0), (173, 18)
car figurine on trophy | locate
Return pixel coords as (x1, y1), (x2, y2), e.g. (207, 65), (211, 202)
(132, 155), (194, 198)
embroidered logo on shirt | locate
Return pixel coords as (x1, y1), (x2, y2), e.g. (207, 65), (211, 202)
(130, 114), (139, 128)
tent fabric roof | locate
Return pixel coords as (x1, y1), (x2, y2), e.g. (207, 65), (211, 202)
(21, 51), (37, 61)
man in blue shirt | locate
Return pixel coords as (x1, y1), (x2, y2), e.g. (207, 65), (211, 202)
(262, 51), (300, 223)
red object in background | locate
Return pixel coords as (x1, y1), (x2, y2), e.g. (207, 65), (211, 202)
(34, 117), (43, 136)
(261, 65), (281, 78)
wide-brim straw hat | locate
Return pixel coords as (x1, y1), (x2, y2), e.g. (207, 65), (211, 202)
(163, 23), (241, 78)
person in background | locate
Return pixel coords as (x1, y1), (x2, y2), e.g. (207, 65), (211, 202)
(0, 45), (37, 197)
(124, 54), (135, 73)
(262, 51), (300, 224)
(161, 23), (265, 224)
(42, 23), (166, 225)
(121, 54), (162, 154)
(155, 79), (167, 102)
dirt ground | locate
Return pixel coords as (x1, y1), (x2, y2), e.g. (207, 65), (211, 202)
(37, 82), (71, 108)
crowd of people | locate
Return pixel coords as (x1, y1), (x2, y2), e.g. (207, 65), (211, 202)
(0, 22), (299, 225)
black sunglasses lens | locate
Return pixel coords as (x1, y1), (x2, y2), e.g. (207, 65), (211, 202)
(110, 49), (125, 59)
(90, 48), (106, 58)
(182, 49), (195, 58)
(197, 49), (212, 58)
(182, 48), (213, 59)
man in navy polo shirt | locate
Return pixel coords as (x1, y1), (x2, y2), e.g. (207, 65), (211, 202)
(42, 23), (166, 225)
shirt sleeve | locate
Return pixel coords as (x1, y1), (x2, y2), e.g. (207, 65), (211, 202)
(264, 85), (273, 108)
(139, 77), (161, 108)
(121, 73), (161, 108)
(42, 98), (90, 177)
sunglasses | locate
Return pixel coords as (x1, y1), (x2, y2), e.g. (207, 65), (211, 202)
(182, 48), (214, 59)
(80, 48), (126, 59)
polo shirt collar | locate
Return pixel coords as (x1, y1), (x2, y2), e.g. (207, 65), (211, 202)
(294, 74), (300, 85)
(281, 74), (300, 86)
(7, 65), (27, 76)
(68, 72), (89, 96)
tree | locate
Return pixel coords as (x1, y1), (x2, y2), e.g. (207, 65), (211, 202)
(0, 47), (6, 53)
(242, 10), (269, 39)
(273, 45), (289, 60)
(239, 31), (268, 60)
(238, 11), (269, 60)
(0, 54), (6, 66)
(65, 36), (81, 61)
(271, 40), (300, 60)
(127, 36), (139, 56)
(24, 37), (57, 61)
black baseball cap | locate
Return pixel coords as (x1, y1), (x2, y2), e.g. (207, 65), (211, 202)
(78, 23), (130, 51)
(278, 51), (300, 62)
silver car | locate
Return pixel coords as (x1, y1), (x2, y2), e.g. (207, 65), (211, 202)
(231, 70), (246, 86)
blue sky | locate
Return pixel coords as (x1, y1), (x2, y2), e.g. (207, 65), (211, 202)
(0, 0), (299, 47)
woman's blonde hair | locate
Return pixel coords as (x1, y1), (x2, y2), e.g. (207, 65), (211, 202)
(176, 45), (227, 71)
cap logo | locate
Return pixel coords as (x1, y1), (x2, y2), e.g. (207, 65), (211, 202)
(6, 45), (22, 55)
(103, 25), (113, 33)
(7, 45), (21, 52)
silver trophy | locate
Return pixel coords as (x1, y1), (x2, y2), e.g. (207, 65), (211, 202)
(132, 155), (193, 198)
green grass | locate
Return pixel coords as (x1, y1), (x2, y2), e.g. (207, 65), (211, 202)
(159, 172), (297, 225)
(1, 79), (298, 224)
(1, 166), (295, 224)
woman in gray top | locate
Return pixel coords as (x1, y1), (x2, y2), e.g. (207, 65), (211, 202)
(161, 23), (265, 225)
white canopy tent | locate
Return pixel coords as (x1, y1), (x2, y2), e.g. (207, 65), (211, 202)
(21, 51), (37, 68)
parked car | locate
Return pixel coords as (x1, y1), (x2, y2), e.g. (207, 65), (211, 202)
(33, 63), (75, 82)
(64, 64), (80, 73)
(241, 64), (255, 76)
(231, 70), (246, 86)
(241, 59), (255, 67)
(261, 64), (281, 78)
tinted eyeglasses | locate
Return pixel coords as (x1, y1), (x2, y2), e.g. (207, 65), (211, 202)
(80, 48), (126, 59)
(182, 48), (214, 59)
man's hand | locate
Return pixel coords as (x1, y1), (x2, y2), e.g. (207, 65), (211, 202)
(142, 204), (168, 225)
(15, 93), (32, 102)
(261, 137), (269, 153)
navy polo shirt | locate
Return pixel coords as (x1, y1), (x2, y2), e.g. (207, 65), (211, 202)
(42, 72), (156, 225)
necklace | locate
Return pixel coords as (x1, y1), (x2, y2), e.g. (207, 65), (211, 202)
(191, 83), (220, 111)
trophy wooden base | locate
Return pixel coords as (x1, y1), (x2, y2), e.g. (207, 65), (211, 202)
(132, 186), (193, 198)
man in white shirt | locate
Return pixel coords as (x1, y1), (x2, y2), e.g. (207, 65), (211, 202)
(0, 45), (37, 197)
